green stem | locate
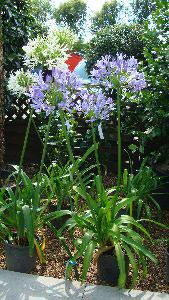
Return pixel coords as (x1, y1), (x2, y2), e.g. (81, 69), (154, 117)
(130, 203), (133, 217)
(31, 118), (51, 161)
(36, 114), (52, 200)
(39, 113), (53, 176)
(117, 88), (122, 189)
(15, 109), (33, 193)
(59, 110), (87, 195)
(59, 112), (99, 227)
(91, 124), (101, 177)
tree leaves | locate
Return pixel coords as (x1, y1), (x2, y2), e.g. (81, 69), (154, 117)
(53, 0), (87, 35)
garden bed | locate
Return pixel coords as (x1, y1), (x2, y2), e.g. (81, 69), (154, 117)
(0, 208), (169, 293)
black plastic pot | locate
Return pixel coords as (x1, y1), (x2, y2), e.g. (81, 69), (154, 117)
(97, 249), (128, 285)
(166, 247), (169, 282)
(49, 202), (70, 229)
(4, 241), (36, 273)
(51, 213), (69, 230)
(116, 208), (127, 218)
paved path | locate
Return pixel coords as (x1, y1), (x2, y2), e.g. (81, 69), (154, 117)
(0, 270), (168, 300)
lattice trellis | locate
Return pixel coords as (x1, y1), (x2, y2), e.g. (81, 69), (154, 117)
(5, 98), (36, 123)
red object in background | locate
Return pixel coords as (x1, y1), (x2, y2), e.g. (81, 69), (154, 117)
(66, 53), (83, 72)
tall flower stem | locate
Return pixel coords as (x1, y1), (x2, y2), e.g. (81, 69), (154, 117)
(32, 118), (51, 161)
(59, 110), (87, 195)
(15, 109), (33, 193)
(91, 124), (101, 178)
(39, 113), (53, 176)
(117, 87), (122, 189)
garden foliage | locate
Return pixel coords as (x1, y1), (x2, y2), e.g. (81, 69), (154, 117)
(2, 0), (44, 75)
(28, 0), (53, 24)
(53, 0), (87, 35)
(131, 0), (169, 164)
(131, 0), (156, 23)
(2, 0), (169, 286)
(91, 0), (121, 32)
(1, 0), (48, 109)
(86, 24), (144, 72)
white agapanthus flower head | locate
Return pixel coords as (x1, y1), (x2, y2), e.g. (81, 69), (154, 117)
(23, 30), (70, 70)
(7, 69), (39, 96)
(48, 26), (78, 49)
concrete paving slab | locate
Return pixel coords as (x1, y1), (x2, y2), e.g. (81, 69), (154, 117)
(83, 284), (169, 300)
(0, 270), (169, 300)
(0, 270), (85, 300)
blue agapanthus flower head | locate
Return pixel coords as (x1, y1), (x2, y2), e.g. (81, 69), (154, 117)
(28, 67), (115, 123)
(28, 54), (146, 125)
(91, 53), (146, 92)
(74, 88), (114, 123)
(28, 68), (83, 116)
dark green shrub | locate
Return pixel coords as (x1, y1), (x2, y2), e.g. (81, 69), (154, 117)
(131, 0), (169, 165)
(85, 24), (144, 72)
(2, 0), (46, 109)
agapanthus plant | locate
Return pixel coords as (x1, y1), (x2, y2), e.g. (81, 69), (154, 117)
(91, 53), (146, 92)
(28, 68), (114, 121)
(28, 68), (83, 115)
(28, 68), (115, 177)
(90, 53), (146, 188)
(7, 69), (39, 97)
(23, 31), (70, 70)
(28, 54), (146, 190)
(27, 54), (166, 288)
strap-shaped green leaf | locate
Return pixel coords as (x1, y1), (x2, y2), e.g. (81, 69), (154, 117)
(123, 243), (138, 288)
(22, 205), (34, 256)
(114, 197), (135, 216)
(148, 195), (161, 212)
(120, 234), (157, 264)
(120, 226), (142, 242)
(82, 240), (95, 282)
(114, 243), (126, 288)
(116, 215), (151, 239)
(77, 144), (96, 167)
(75, 232), (93, 260)
(45, 209), (72, 221)
(16, 211), (25, 238)
(139, 218), (169, 230)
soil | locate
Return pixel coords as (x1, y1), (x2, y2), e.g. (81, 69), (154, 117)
(0, 209), (169, 293)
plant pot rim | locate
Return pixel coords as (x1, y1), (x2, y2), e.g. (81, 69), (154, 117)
(4, 240), (30, 250)
(99, 253), (115, 258)
(98, 248), (115, 257)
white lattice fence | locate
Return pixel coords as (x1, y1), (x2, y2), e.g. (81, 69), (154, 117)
(5, 98), (36, 123)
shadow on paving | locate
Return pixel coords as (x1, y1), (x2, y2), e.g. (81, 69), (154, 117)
(83, 284), (169, 300)
(0, 270), (85, 299)
(0, 270), (168, 300)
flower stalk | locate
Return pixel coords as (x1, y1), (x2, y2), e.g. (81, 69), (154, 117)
(117, 87), (122, 189)
(39, 113), (53, 176)
(59, 110), (87, 196)
(15, 109), (34, 194)
(91, 123), (101, 178)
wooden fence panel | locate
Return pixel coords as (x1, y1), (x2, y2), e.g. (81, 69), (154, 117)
(4, 120), (42, 163)
(4, 97), (141, 170)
